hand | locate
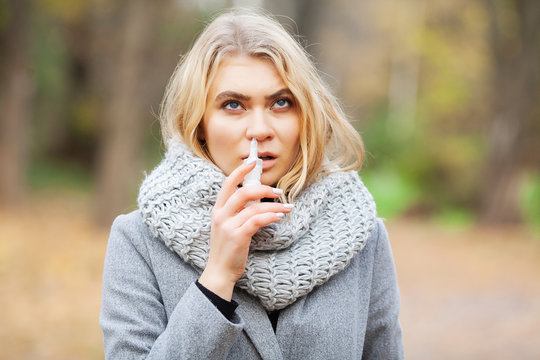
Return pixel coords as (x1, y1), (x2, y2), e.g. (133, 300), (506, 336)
(198, 161), (293, 301)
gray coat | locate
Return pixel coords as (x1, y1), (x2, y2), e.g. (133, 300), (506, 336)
(100, 211), (403, 359)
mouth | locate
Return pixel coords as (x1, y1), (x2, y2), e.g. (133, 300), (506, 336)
(242, 152), (277, 170)
(258, 153), (276, 161)
(242, 152), (277, 161)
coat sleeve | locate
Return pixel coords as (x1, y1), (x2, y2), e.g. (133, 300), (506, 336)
(99, 213), (244, 359)
(362, 220), (404, 359)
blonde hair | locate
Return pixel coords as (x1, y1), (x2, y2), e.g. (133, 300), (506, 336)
(160, 8), (364, 202)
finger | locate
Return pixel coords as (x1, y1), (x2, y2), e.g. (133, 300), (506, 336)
(238, 212), (286, 238)
(215, 161), (256, 209)
(230, 202), (293, 228)
(222, 185), (283, 217)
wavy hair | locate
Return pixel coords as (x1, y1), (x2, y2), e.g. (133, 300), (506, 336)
(159, 8), (364, 202)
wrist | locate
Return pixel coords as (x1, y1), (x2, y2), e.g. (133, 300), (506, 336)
(199, 267), (236, 301)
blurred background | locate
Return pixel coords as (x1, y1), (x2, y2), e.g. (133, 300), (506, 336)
(0, 0), (539, 359)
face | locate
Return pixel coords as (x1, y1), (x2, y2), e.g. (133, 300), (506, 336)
(201, 55), (300, 186)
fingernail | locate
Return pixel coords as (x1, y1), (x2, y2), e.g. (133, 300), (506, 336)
(283, 204), (294, 209)
(245, 158), (256, 165)
(276, 212), (284, 218)
(273, 188), (283, 195)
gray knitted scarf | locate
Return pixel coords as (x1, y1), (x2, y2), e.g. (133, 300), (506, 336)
(138, 139), (377, 311)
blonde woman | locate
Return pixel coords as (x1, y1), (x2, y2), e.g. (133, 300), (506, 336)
(100, 9), (403, 359)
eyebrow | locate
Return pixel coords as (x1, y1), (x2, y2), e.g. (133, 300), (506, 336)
(213, 88), (293, 103)
(214, 91), (250, 103)
(265, 88), (293, 100)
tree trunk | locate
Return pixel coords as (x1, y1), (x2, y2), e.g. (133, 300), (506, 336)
(387, 0), (426, 139)
(93, 0), (154, 226)
(0, 0), (33, 206)
(479, 0), (540, 223)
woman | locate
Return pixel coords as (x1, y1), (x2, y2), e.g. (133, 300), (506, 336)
(100, 9), (403, 359)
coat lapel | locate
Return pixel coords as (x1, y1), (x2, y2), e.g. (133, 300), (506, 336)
(273, 295), (305, 359)
(233, 290), (284, 360)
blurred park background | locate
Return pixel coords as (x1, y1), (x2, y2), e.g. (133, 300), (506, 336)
(0, 0), (539, 359)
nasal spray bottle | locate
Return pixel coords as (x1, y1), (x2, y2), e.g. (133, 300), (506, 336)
(243, 138), (263, 206)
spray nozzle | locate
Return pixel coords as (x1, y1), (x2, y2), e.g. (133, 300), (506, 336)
(247, 138), (258, 163)
(243, 138), (263, 187)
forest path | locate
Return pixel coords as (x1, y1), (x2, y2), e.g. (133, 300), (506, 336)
(391, 219), (540, 359)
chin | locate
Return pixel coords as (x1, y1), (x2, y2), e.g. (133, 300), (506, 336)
(261, 173), (282, 188)
(260, 175), (274, 187)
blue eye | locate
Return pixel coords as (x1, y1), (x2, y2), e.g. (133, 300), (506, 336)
(273, 98), (290, 109)
(223, 101), (243, 110)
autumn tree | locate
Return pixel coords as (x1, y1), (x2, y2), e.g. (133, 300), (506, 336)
(479, 0), (540, 223)
(0, 0), (33, 206)
(93, 0), (157, 226)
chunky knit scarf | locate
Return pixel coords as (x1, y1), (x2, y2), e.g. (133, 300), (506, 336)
(138, 139), (377, 311)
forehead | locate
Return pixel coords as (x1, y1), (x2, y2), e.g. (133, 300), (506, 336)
(208, 55), (286, 96)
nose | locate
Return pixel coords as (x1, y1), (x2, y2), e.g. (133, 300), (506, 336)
(245, 108), (274, 141)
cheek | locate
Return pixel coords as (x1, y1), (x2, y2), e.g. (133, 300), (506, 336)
(204, 121), (243, 174)
(205, 117), (232, 148)
(284, 120), (300, 154)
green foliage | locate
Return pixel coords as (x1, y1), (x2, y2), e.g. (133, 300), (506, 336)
(361, 166), (421, 219)
(362, 104), (485, 219)
(433, 207), (475, 230)
(35, 0), (88, 23)
(418, 1), (489, 123)
(32, 24), (68, 94)
(520, 173), (540, 232)
(28, 159), (92, 192)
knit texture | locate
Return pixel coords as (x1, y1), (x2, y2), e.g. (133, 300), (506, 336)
(138, 139), (377, 311)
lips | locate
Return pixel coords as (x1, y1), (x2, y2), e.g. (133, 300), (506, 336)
(242, 152), (277, 161)
(258, 153), (276, 161)
(260, 157), (277, 170)
(242, 152), (277, 170)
